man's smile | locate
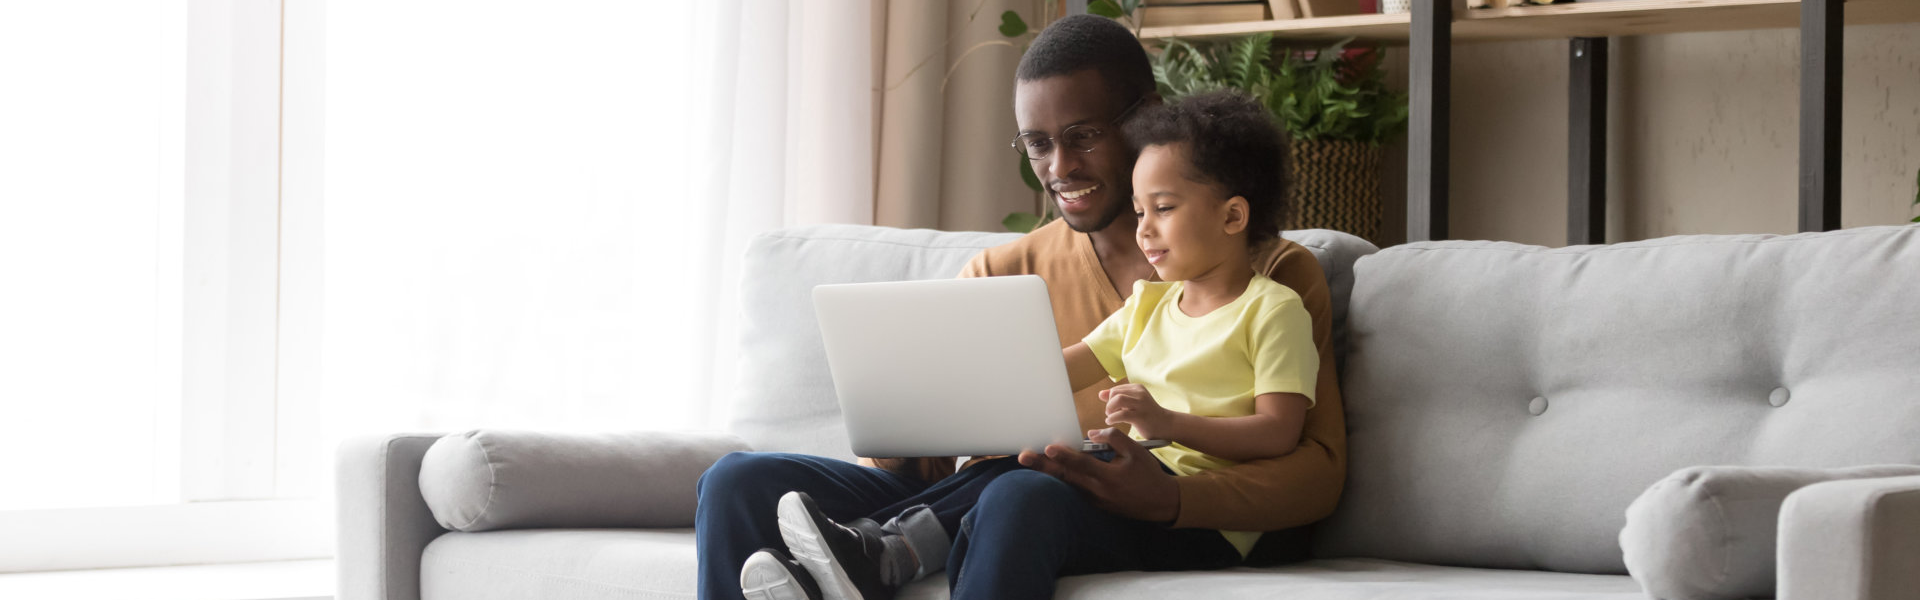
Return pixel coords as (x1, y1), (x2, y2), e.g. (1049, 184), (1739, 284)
(1058, 184), (1100, 200)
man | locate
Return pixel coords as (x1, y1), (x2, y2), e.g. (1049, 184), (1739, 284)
(698, 14), (1347, 600)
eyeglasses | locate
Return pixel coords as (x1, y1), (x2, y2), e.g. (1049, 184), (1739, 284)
(1009, 96), (1144, 162)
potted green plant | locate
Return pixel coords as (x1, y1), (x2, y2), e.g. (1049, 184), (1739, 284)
(1153, 33), (1408, 244)
(1910, 167), (1919, 223)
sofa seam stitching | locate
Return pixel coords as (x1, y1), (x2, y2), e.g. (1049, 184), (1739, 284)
(461, 435), (499, 532)
(1705, 488), (1733, 591)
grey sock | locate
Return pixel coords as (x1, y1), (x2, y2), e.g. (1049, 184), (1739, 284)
(881, 505), (950, 581)
(876, 534), (917, 588)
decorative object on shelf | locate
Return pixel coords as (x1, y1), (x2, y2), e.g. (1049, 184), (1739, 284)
(1380, 0), (1409, 14)
(1269, 0), (1303, 20)
(1138, 1), (1272, 28)
(1297, 0), (1367, 18)
(1153, 34), (1408, 244)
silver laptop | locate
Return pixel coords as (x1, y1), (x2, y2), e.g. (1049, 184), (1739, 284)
(813, 275), (1146, 458)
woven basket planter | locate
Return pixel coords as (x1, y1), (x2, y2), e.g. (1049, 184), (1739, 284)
(1286, 138), (1384, 245)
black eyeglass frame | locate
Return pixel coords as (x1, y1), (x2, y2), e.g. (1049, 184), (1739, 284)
(1008, 96), (1146, 162)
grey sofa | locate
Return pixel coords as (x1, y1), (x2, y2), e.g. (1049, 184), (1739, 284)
(338, 223), (1920, 600)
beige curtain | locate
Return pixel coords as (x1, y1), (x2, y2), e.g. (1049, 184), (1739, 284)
(871, 0), (1048, 232)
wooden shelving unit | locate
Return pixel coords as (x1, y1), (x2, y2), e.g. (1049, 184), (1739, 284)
(1139, 0), (1920, 45)
(1138, 12), (1411, 44)
(1137, 0), (1920, 243)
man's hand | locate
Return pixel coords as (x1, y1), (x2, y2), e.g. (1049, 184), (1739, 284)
(1101, 384), (1176, 441)
(1017, 427), (1180, 523)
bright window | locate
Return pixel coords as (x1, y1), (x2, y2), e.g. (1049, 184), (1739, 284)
(0, 0), (716, 572)
(0, 0), (185, 513)
(312, 0), (709, 481)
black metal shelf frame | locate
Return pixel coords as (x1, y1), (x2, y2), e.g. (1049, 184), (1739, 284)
(1405, 0), (1846, 243)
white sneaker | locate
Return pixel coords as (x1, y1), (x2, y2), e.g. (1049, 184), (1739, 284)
(741, 548), (823, 600)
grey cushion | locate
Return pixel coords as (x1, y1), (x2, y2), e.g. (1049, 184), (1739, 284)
(1620, 465), (1920, 600)
(418, 430), (748, 532)
(422, 529), (698, 600)
(1049, 559), (1645, 600)
(423, 532), (1643, 600)
(1315, 224), (1920, 574)
(725, 225), (1375, 461)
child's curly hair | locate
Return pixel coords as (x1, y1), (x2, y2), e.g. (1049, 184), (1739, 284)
(1121, 90), (1290, 245)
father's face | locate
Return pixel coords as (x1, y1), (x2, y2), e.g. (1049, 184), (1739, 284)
(1013, 69), (1137, 234)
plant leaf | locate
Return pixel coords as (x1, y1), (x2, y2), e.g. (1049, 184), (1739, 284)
(1121, 0), (1144, 16)
(998, 10), (1027, 37)
(1004, 211), (1043, 233)
(1088, 0), (1125, 18)
(1019, 156), (1043, 192)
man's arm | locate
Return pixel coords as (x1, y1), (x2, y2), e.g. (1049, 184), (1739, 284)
(1063, 342), (1109, 391)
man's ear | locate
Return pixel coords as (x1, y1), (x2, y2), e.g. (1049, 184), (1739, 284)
(1223, 195), (1250, 236)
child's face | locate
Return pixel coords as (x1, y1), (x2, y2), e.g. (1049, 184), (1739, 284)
(1131, 143), (1249, 282)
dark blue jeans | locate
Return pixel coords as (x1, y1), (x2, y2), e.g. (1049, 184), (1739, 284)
(694, 451), (1240, 600)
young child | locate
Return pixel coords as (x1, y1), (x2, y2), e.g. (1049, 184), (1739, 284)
(1059, 89), (1318, 557)
(757, 90), (1313, 600)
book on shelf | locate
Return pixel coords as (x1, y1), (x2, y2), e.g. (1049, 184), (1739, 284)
(1138, 1), (1274, 27)
(1297, 0), (1366, 18)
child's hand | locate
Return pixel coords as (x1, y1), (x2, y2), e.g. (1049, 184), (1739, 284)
(1101, 384), (1175, 441)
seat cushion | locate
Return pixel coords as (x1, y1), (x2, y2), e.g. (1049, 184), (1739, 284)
(1046, 559), (1644, 600)
(420, 529), (1640, 600)
(421, 529), (698, 600)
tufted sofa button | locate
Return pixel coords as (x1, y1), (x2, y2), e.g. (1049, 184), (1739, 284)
(1769, 387), (1790, 407)
(1528, 397), (1548, 416)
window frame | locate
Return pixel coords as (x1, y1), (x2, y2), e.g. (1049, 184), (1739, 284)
(0, 0), (331, 573)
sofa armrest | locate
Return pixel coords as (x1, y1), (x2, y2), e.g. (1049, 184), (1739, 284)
(336, 433), (449, 600)
(1778, 474), (1920, 600)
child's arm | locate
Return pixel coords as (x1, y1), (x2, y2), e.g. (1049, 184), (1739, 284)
(1104, 386), (1310, 462)
(1062, 342), (1111, 392)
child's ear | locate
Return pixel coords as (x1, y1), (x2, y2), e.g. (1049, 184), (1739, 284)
(1222, 195), (1250, 236)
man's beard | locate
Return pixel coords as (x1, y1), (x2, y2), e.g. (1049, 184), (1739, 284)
(1059, 191), (1131, 234)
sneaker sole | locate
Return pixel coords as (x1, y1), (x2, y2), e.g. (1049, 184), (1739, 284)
(776, 493), (864, 600)
(740, 550), (811, 600)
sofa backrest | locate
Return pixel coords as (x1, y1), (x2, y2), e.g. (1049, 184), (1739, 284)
(1311, 224), (1920, 575)
(726, 224), (1374, 462)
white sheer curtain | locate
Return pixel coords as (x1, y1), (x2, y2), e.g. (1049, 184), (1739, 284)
(691, 0), (879, 429)
(320, 0), (878, 451)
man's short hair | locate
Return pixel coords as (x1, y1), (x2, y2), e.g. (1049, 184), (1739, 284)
(1122, 90), (1291, 244)
(1015, 14), (1155, 108)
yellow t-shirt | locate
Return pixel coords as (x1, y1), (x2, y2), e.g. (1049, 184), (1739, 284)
(1082, 273), (1320, 556)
